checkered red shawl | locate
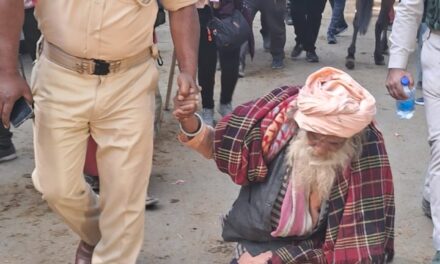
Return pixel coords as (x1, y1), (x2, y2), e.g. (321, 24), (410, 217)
(214, 86), (395, 263)
(214, 86), (300, 185)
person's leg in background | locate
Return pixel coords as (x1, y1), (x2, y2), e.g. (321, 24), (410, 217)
(285, 0), (293, 26)
(415, 22), (428, 105)
(239, 43), (248, 78)
(421, 30), (440, 263)
(0, 126), (16, 162)
(83, 134), (159, 208)
(198, 6), (218, 126)
(84, 137), (100, 192)
(289, 0), (306, 59)
(239, 0), (258, 78)
(327, 0), (347, 44)
(218, 47), (240, 117)
(22, 7), (41, 61)
(260, 0), (286, 69)
(327, 0), (336, 44)
(302, 0), (327, 62)
(260, 11), (271, 51)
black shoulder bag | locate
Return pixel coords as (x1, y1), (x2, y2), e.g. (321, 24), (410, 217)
(207, 8), (251, 51)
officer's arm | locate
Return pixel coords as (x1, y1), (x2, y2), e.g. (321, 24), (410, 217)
(0, 0), (32, 128)
(0, 0), (23, 74)
(168, 4), (199, 81)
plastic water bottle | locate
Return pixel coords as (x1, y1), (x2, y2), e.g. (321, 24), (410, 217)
(396, 76), (415, 119)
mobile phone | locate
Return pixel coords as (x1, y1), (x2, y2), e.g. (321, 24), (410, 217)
(10, 97), (34, 128)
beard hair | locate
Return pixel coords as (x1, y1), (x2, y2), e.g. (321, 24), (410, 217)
(285, 129), (361, 200)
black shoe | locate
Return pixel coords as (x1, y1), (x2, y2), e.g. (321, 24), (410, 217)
(422, 198), (432, 218)
(0, 144), (17, 163)
(306, 51), (319, 63)
(271, 58), (284, 69)
(327, 34), (337, 44)
(290, 44), (303, 59)
(145, 196), (159, 209)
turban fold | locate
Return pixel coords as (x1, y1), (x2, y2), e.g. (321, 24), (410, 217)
(294, 67), (376, 138)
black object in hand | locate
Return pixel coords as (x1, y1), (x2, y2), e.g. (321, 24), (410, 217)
(10, 97), (33, 128)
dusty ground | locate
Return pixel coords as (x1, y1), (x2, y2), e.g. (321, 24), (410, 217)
(0, 1), (434, 263)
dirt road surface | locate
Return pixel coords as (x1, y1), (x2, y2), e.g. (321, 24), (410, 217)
(0, 1), (434, 263)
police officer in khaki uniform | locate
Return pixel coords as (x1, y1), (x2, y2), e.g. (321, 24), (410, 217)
(0, 0), (199, 263)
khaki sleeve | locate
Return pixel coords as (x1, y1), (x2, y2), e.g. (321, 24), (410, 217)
(177, 124), (215, 159)
(161, 0), (198, 11)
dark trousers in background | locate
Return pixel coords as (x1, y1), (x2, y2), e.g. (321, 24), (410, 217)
(0, 126), (13, 148)
(260, 12), (269, 41)
(198, 7), (240, 109)
(241, 0), (286, 61)
(23, 7), (41, 61)
(290, 0), (327, 52)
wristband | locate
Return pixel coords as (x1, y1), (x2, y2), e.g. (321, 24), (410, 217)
(179, 113), (203, 137)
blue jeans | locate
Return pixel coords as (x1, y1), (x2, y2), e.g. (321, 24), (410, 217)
(327, 0), (347, 36)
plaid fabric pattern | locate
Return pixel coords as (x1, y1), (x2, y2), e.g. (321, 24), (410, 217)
(271, 124), (395, 264)
(261, 95), (298, 162)
(213, 86), (300, 185)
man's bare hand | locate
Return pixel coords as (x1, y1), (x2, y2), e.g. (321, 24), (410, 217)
(174, 72), (199, 120)
(385, 68), (413, 100)
(177, 72), (198, 99)
(0, 71), (32, 128)
(173, 87), (199, 121)
(238, 251), (273, 264)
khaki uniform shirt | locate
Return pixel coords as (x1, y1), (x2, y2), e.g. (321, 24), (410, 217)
(34, 0), (197, 60)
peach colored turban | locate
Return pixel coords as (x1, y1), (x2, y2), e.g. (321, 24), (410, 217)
(294, 67), (376, 138)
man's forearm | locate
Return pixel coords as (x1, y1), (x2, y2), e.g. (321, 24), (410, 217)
(169, 5), (199, 79)
(0, 0), (24, 73)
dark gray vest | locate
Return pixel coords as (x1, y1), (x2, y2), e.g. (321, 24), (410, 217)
(222, 148), (322, 255)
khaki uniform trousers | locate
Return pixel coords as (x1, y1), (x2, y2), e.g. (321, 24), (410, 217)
(30, 53), (158, 263)
(421, 29), (440, 251)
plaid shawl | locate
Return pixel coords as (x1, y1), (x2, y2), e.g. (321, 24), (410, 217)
(213, 86), (300, 185)
(214, 86), (395, 263)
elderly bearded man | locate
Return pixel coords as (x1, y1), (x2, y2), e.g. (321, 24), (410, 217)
(173, 67), (395, 264)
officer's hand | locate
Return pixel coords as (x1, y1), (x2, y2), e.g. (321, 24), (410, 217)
(173, 87), (199, 121)
(0, 71), (33, 128)
(386, 68), (414, 100)
(176, 72), (198, 100)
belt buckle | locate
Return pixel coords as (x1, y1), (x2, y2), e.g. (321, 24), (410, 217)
(93, 59), (110, 75)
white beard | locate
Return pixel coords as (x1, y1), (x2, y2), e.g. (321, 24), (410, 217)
(285, 130), (359, 200)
